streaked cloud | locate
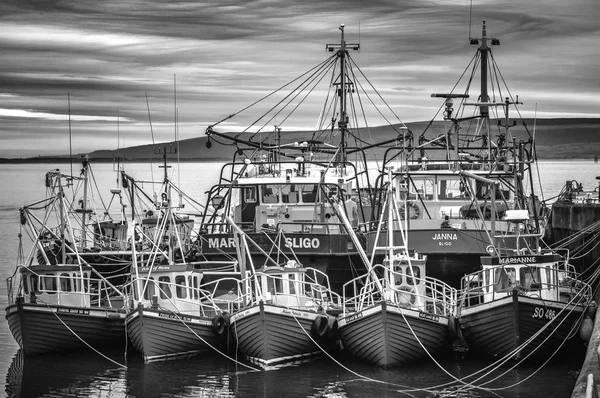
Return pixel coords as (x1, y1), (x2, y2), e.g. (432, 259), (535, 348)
(0, 0), (598, 157)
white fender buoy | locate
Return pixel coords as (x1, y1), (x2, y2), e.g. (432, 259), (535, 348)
(580, 316), (593, 341)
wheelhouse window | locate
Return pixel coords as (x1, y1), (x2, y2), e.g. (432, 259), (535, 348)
(494, 267), (517, 292)
(405, 266), (421, 285)
(266, 275), (282, 295)
(300, 184), (317, 203)
(158, 276), (172, 299)
(438, 179), (469, 200)
(262, 185), (279, 204)
(281, 184), (299, 203)
(60, 273), (71, 292)
(408, 179), (434, 201)
(143, 277), (156, 300)
(243, 187), (257, 203)
(288, 274), (297, 295)
(175, 275), (186, 299)
(40, 274), (57, 294)
(520, 267), (541, 290)
(475, 181), (504, 200)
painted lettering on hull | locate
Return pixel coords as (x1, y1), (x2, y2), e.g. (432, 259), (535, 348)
(208, 237), (236, 249)
(285, 237), (321, 249)
(432, 233), (458, 240)
(204, 235), (322, 251)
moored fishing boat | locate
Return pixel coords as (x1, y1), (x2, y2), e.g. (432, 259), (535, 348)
(374, 21), (547, 287)
(227, 220), (341, 368)
(335, 170), (457, 368)
(121, 151), (242, 362)
(199, 24), (408, 293)
(457, 210), (591, 361)
(5, 169), (127, 356)
(125, 262), (241, 362)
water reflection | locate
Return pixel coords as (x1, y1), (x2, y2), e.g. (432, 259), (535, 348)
(126, 355), (238, 397)
(6, 349), (127, 397)
(4, 348), (581, 398)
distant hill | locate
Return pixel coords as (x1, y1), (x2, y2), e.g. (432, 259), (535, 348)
(2, 118), (600, 162)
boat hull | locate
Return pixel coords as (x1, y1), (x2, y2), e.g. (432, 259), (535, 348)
(338, 301), (450, 368)
(199, 232), (366, 293)
(458, 290), (585, 360)
(4, 298), (125, 356)
(229, 301), (328, 367)
(126, 305), (227, 362)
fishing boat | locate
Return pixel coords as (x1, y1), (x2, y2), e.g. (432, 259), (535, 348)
(227, 219), (341, 368)
(198, 24), (408, 293)
(457, 209), (592, 361)
(335, 170), (457, 368)
(121, 150), (242, 362)
(373, 21), (547, 287)
(125, 261), (242, 362)
(5, 169), (127, 356)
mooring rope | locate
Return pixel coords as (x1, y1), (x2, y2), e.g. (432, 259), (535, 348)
(41, 300), (127, 369)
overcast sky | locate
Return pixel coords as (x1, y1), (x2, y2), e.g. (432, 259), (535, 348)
(1, 0), (598, 158)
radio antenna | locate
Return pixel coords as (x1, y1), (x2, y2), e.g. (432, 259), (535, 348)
(468, 0), (474, 40)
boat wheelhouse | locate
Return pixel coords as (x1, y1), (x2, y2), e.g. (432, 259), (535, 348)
(457, 249), (591, 361)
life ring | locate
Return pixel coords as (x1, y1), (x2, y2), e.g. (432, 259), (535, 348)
(395, 285), (417, 307)
(399, 202), (420, 220)
(212, 314), (227, 336)
(311, 315), (329, 338)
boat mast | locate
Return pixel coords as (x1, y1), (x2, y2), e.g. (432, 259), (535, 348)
(326, 24), (360, 173)
(471, 20), (500, 166)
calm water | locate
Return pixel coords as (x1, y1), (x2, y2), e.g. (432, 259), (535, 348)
(1, 160), (598, 398)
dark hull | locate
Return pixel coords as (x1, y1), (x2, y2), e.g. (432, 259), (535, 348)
(229, 301), (323, 367)
(338, 301), (450, 368)
(458, 290), (585, 360)
(200, 232), (366, 293)
(5, 299), (125, 356)
(126, 306), (226, 362)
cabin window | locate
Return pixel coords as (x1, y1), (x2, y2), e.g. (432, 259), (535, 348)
(438, 179), (468, 200)
(288, 274), (297, 295)
(476, 181), (504, 200)
(193, 275), (199, 299)
(175, 275), (186, 298)
(405, 266), (421, 285)
(60, 273), (71, 292)
(243, 187), (257, 203)
(281, 184), (298, 203)
(545, 266), (552, 288)
(408, 179), (434, 201)
(262, 185), (279, 204)
(300, 184), (317, 203)
(23, 275), (30, 294)
(158, 276), (172, 299)
(31, 274), (40, 293)
(41, 274), (57, 294)
(82, 273), (88, 292)
(520, 267), (541, 290)
(266, 276), (282, 295)
(494, 267), (517, 292)
(143, 278), (156, 300)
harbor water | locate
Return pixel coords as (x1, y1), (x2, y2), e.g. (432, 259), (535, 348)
(0, 160), (598, 397)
